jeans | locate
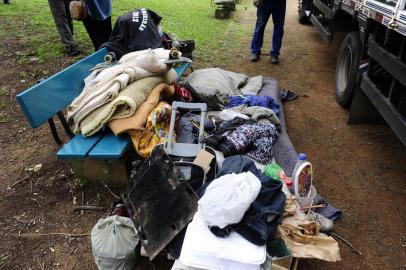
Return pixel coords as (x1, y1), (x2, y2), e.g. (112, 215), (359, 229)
(48, 0), (78, 49)
(250, 0), (286, 57)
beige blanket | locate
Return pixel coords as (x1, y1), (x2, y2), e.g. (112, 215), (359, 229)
(108, 83), (175, 135)
(79, 70), (176, 137)
(68, 48), (172, 132)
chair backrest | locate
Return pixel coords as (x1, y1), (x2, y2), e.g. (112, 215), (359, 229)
(16, 48), (108, 128)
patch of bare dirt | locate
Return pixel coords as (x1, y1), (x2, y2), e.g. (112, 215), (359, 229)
(220, 0), (406, 269)
(1, 0), (405, 269)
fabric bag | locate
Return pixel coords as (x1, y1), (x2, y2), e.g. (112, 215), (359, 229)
(253, 0), (262, 7)
(69, 0), (87, 21)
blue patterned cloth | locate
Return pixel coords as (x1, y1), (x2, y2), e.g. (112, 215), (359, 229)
(225, 94), (280, 115)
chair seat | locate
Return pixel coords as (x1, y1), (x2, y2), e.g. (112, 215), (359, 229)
(57, 133), (103, 159)
(88, 132), (130, 159)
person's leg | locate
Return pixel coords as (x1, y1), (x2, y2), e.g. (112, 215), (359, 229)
(63, 0), (74, 35)
(270, 0), (286, 58)
(48, 0), (80, 54)
(250, 1), (272, 56)
(83, 17), (112, 51)
(99, 16), (112, 46)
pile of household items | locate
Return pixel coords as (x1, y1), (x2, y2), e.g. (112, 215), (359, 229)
(68, 8), (345, 270)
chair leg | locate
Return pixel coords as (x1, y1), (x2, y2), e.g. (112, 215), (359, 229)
(57, 111), (74, 138)
(48, 118), (62, 145)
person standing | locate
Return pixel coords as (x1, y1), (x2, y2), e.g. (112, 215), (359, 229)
(250, 0), (286, 64)
(48, 0), (81, 56)
(82, 0), (112, 51)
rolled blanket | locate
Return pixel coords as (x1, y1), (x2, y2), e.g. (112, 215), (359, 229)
(78, 69), (176, 136)
(67, 48), (172, 131)
(108, 83), (175, 135)
(184, 68), (263, 111)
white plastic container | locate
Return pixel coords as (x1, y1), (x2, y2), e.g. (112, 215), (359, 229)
(291, 153), (307, 176)
(296, 185), (317, 208)
(293, 161), (313, 198)
(289, 153), (307, 193)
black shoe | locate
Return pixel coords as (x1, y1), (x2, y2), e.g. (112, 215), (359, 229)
(3, 0), (11, 4)
(67, 46), (81, 56)
(250, 53), (260, 62)
(270, 55), (279, 64)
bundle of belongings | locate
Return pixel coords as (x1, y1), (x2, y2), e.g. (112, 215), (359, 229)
(67, 47), (177, 137)
(84, 67), (343, 270)
(101, 8), (195, 60)
(73, 8), (343, 270)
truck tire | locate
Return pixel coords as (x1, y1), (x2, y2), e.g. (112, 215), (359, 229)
(335, 31), (361, 108)
(298, 0), (309, 24)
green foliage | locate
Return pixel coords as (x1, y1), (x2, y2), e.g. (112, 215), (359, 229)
(47, 178), (55, 188)
(0, 111), (9, 123)
(0, 254), (8, 265)
(0, 0), (235, 65)
(74, 177), (87, 189)
(0, 88), (6, 97)
(0, 88), (8, 123)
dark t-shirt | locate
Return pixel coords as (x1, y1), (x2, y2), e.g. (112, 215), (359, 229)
(102, 8), (163, 59)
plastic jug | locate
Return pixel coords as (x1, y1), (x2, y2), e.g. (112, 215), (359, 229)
(290, 153), (313, 198)
(294, 162), (313, 198)
(289, 153), (306, 193)
(291, 153), (307, 177)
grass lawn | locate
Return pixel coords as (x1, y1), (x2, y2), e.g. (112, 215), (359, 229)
(0, 0), (241, 65)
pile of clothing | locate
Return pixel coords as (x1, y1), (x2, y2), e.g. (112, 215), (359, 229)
(75, 46), (343, 270)
(169, 156), (341, 269)
(67, 56), (286, 161)
(67, 47), (190, 156)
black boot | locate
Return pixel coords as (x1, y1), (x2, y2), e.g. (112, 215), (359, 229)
(270, 55), (280, 65)
(250, 53), (260, 62)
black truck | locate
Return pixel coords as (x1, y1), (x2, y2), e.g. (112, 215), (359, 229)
(299, 0), (406, 145)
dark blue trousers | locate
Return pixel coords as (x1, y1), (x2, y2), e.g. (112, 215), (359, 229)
(250, 0), (286, 57)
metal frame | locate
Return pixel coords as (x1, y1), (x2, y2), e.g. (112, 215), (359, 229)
(351, 36), (406, 145)
(309, 0), (338, 43)
(47, 111), (74, 145)
(310, 14), (334, 42)
(358, 75), (406, 145)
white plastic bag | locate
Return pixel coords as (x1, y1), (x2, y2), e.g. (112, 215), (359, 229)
(91, 215), (139, 270)
(219, 109), (249, 121)
(198, 172), (261, 228)
(179, 213), (266, 270)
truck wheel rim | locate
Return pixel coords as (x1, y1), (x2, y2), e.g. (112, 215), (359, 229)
(337, 45), (353, 94)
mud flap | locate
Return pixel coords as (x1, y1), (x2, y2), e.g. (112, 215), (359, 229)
(127, 146), (198, 259)
(348, 82), (385, 125)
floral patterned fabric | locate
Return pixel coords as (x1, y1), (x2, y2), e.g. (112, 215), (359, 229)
(130, 101), (175, 159)
(222, 122), (279, 164)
